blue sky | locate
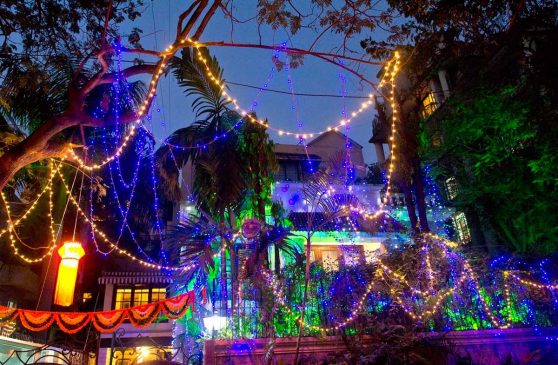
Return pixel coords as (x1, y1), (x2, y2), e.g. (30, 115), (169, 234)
(121, 1), (389, 163)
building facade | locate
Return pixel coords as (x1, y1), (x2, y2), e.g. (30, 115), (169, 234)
(96, 269), (174, 364)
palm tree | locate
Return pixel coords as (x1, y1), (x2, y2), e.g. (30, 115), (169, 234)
(158, 47), (289, 331)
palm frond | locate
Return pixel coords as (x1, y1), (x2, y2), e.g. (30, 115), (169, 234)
(302, 151), (348, 218)
(165, 214), (221, 282)
(243, 225), (300, 277)
(171, 47), (230, 118)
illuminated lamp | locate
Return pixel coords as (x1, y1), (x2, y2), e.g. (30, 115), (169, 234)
(203, 313), (227, 336)
(53, 241), (85, 306)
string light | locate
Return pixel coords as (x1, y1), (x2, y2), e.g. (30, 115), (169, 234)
(0, 162), (61, 263)
(260, 228), (521, 332)
(192, 44), (381, 140)
(55, 166), (199, 271)
(380, 52), (400, 207)
(0, 167), (57, 238)
(261, 269), (378, 332)
(65, 52), (173, 171)
(339, 52), (400, 220)
(62, 37), (392, 170)
(503, 271), (514, 326)
(508, 273), (558, 291)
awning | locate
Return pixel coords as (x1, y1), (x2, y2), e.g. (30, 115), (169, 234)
(98, 271), (173, 285)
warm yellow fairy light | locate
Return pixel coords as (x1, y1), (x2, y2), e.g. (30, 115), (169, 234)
(68, 54), (172, 170)
(190, 43), (394, 140)
(55, 167), (219, 272)
(0, 166), (58, 238)
(0, 161), (62, 263)
(463, 260), (505, 328)
(423, 232), (458, 248)
(508, 272), (558, 290)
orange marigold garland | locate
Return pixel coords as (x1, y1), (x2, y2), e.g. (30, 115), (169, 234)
(55, 313), (91, 334)
(19, 311), (56, 332)
(0, 307), (18, 324)
(161, 293), (194, 318)
(92, 310), (127, 333)
(0, 292), (194, 334)
(128, 303), (162, 328)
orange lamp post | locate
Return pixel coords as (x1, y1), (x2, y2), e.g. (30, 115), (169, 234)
(53, 241), (85, 307)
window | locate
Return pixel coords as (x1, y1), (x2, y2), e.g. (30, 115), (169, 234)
(151, 288), (166, 302)
(134, 286), (150, 306)
(445, 177), (459, 200)
(322, 250), (339, 272)
(114, 288), (132, 310)
(452, 212), (471, 243)
(276, 161), (306, 182)
(82, 292), (92, 303)
(113, 285), (167, 309)
(309, 250), (316, 263)
(420, 92), (438, 119)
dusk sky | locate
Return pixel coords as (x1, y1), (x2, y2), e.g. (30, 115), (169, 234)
(121, 1), (389, 163)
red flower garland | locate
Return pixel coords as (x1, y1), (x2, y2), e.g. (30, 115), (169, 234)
(0, 292), (194, 334)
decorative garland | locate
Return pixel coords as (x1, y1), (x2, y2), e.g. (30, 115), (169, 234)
(0, 292), (193, 334)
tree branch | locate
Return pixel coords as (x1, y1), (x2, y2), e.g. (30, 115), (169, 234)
(120, 47), (162, 57)
(197, 41), (384, 65)
(77, 44), (115, 102)
(98, 64), (158, 86)
(192, 1), (222, 40)
(179, 0), (209, 41)
(176, 1), (201, 41)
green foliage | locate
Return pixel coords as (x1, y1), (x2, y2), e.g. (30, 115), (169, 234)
(238, 121), (278, 221)
(0, 1), (145, 132)
(421, 87), (558, 253)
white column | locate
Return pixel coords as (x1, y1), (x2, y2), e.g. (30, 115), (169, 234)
(374, 143), (386, 163)
(438, 69), (451, 99)
(102, 283), (113, 310)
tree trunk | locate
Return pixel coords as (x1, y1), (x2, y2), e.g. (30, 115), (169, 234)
(401, 182), (419, 234)
(220, 243), (228, 317)
(412, 161), (430, 233)
(475, 205), (501, 254)
(0, 115), (73, 190)
(294, 235), (312, 364)
(274, 245), (281, 274)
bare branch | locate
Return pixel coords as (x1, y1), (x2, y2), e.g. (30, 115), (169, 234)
(176, 1), (201, 41)
(179, 0), (209, 41)
(101, 0), (114, 43)
(77, 43), (115, 103)
(98, 64), (158, 85)
(198, 41), (384, 65)
(120, 47), (162, 57)
(192, 1), (222, 40)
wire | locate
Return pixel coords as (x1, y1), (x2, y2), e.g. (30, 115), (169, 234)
(72, 170), (85, 241)
(35, 162), (79, 310)
(226, 80), (370, 99)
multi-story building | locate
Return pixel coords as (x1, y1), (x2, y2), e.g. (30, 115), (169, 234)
(270, 130), (394, 271)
